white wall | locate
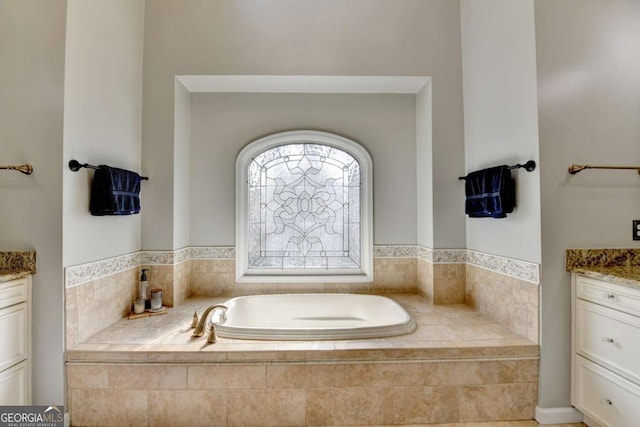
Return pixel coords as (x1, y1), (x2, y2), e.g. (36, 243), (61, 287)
(142, 0), (466, 251)
(173, 81), (191, 249)
(189, 93), (416, 246)
(63, 0), (146, 267)
(416, 83), (434, 247)
(0, 0), (66, 405)
(461, 0), (541, 264)
(535, 0), (640, 409)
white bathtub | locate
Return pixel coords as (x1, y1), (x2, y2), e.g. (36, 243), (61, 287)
(215, 293), (416, 340)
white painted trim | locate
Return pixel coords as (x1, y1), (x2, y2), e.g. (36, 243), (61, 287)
(582, 414), (604, 427)
(235, 130), (374, 283)
(534, 406), (583, 424)
(176, 75), (431, 94)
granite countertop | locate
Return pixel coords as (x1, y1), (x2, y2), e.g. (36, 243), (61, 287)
(569, 266), (640, 290)
(0, 251), (36, 283)
(566, 248), (640, 290)
(0, 270), (33, 283)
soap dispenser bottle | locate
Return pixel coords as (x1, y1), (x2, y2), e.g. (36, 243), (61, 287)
(139, 269), (150, 309)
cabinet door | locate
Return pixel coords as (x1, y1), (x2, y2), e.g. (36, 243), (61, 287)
(577, 275), (640, 317)
(576, 299), (640, 385)
(0, 360), (28, 405)
(575, 356), (640, 427)
(0, 302), (27, 372)
(0, 278), (28, 310)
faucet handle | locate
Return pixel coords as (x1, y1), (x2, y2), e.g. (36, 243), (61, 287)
(190, 310), (199, 329)
(207, 324), (217, 344)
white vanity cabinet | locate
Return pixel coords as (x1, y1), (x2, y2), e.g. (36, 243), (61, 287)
(0, 276), (31, 405)
(572, 274), (640, 427)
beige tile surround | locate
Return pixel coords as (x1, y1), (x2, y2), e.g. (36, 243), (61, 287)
(65, 249), (539, 356)
(466, 265), (538, 344)
(66, 295), (539, 427)
(64, 257), (418, 348)
(66, 268), (139, 347)
(145, 261), (191, 307)
(191, 257), (417, 296)
(65, 248), (540, 426)
(68, 359), (539, 426)
(418, 259), (466, 304)
(66, 262), (190, 348)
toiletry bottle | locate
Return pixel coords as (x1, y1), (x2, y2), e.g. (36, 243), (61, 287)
(139, 269), (150, 309)
(150, 288), (163, 311)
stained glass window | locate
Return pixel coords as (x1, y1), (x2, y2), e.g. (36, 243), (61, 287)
(248, 143), (361, 270)
(236, 130), (373, 282)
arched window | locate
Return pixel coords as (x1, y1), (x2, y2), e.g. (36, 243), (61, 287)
(236, 130), (373, 282)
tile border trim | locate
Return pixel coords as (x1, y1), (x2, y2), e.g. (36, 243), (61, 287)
(415, 247), (467, 263)
(65, 252), (140, 288)
(373, 245), (416, 258)
(465, 249), (539, 284)
(189, 246), (236, 260)
(415, 246), (538, 283)
(65, 245), (540, 287)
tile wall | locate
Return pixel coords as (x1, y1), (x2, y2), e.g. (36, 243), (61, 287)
(416, 256), (434, 300)
(466, 264), (539, 344)
(64, 246), (540, 347)
(65, 260), (189, 348)
(144, 261), (191, 307)
(67, 358), (538, 426)
(190, 257), (416, 296)
(416, 259), (467, 304)
(65, 268), (138, 347)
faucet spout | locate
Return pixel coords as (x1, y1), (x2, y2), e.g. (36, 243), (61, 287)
(192, 304), (228, 337)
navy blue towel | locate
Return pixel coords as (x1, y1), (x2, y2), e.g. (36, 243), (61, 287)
(464, 165), (515, 218)
(90, 165), (141, 215)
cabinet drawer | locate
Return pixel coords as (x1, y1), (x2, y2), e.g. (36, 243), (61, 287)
(0, 303), (27, 372)
(575, 356), (640, 427)
(576, 275), (640, 317)
(0, 278), (27, 310)
(576, 300), (640, 385)
(0, 360), (28, 405)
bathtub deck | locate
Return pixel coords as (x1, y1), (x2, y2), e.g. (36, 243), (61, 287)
(66, 294), (537, 362)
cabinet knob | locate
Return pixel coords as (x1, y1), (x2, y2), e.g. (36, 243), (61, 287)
(605, 293), (615, 300)
(601, 398), (613, 406)
(602, 337), (615, 344)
